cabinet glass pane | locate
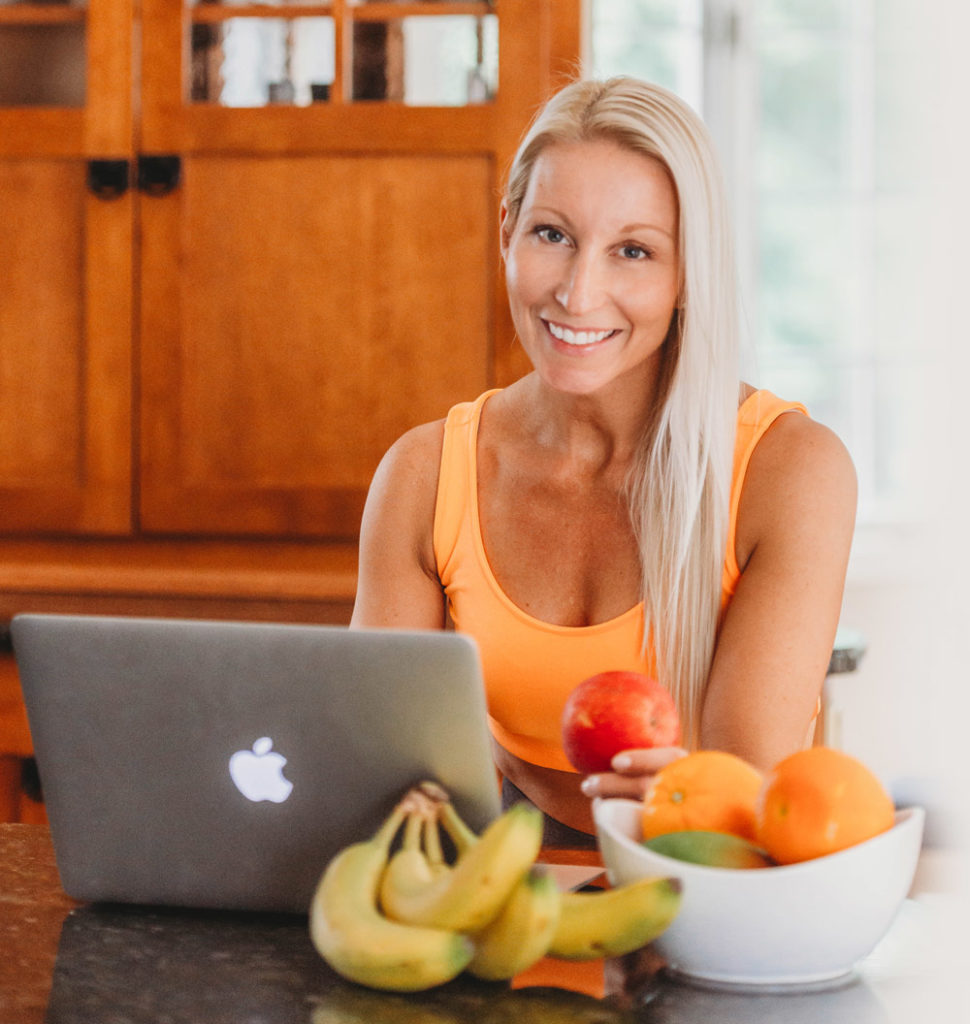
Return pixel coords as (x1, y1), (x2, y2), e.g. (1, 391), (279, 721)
(0, 24), (85, 107)
(187, 4), (498, 106)
(352, 15), (497, 104)
(191, 17), (335, 106)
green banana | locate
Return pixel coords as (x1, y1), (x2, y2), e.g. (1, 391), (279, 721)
(308, 801), (475, 992)
(380, 801), (543, 933)
(548, 875), (683, 960)
(466, 866), (562, 980)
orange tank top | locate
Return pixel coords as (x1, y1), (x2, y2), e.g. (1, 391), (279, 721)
(433, 389), (808, 773)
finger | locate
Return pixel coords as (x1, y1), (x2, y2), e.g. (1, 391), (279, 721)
(580, 772), (650, 801)
(610, 746), (688, 775)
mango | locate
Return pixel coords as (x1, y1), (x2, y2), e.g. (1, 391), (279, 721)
(642, 829), (775, 869)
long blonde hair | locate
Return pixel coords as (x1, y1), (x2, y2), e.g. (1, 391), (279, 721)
(503, 78), (740, 746)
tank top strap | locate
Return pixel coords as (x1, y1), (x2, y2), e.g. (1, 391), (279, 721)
(722, 390), (809, 591)
(433, 389), (501, 578)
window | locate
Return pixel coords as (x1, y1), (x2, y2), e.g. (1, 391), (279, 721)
(591, 0), (930, 527)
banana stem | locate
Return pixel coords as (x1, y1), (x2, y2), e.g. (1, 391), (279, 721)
(373, 802), (410, 853)
(402, 810), (423, 852)
(438, 801), (478, 854)
(423, 814), (445, 868)
(376, 785), (439, 854)
(417, 780), (451, 805)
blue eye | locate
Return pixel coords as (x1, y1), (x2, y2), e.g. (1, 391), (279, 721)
(620, 244), (650, 260)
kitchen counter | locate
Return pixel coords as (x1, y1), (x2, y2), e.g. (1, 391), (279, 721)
(0, 824), (963, 1023)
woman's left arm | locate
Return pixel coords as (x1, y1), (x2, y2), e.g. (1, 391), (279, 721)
(699, 412), (857, 771)
(583, 412), (856, 800)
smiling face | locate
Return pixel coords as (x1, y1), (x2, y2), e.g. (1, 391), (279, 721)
(501, 138), (681, 399)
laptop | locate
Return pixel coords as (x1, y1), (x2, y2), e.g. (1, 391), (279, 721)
(11, 613), (502, 914)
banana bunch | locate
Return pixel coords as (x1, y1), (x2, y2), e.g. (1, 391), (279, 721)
(309, 781), (682, 992)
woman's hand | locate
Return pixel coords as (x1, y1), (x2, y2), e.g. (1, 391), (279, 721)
(579, 746), (687, 802)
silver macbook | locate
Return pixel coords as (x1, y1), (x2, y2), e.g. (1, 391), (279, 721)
(11, 614), (501, 914)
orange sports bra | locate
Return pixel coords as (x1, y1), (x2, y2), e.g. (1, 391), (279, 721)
(433, 389), (808, 773)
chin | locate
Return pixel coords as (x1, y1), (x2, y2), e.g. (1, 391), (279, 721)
(535, 361), (649, 399)
(539, 373), (611, 397)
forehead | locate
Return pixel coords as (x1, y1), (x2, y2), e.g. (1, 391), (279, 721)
(522, 138), (678, 230)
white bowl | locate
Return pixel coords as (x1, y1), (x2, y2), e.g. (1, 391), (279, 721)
(593, 798), (925, 989)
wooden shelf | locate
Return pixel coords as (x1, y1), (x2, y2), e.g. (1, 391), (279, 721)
(189, 2), (491, 23)
(350, 2), (494, 20)
(0, 539), (358, 605)
(190, 3), (334, 23)
(0, 3), (86, 25)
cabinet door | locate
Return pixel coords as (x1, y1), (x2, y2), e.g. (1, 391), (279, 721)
(138, 0), (578, 538)
(0, 0), (133, 533)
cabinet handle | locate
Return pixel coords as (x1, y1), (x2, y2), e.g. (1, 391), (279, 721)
(137, 155), (182, 197)
(87, 159), (130, 200)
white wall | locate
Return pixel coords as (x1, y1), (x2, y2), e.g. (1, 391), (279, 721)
(829, 530), (967, 854)
(835, 567), (951, 786)
(828, 3), (970, 853)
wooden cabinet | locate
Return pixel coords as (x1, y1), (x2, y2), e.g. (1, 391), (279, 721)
(140, 149), (495, 536)
(1, 0), (580, 538)
(0, 0), (582, 818)
(0, 0), (132, 535)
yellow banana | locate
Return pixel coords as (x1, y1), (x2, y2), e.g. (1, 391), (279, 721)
(379, 809), (437, 908)
(466, 866), (562, 980)
(308, 801), (474, 992)
(380, 801), (543, 932)
(548, 876), (683, 960)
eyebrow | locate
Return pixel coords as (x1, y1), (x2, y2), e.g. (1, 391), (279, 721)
(619, 222), (676, 241)
(528, 207), (676, 242)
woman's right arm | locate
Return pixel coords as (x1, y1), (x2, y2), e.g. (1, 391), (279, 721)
(350, 421), (448, 631)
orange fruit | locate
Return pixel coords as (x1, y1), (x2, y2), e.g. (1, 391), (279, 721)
(756, 747), (895, 865)
(641, 750), (764, 842)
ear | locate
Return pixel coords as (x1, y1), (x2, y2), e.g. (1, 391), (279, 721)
(499, 200), (511, 259)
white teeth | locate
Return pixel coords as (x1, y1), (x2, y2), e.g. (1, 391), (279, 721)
(546, 322), (614, 346)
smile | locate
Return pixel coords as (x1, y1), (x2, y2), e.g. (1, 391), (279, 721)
(545, 321), (618, 347)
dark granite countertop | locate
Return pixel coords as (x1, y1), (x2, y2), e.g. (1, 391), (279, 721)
(0, 824), (962, 1024)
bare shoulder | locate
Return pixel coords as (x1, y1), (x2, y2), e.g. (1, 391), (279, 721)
(737, 411), (857, 566)
(363, 419), (445, 550)
(750, 411), (856, 497)
(371, 419), (445, 495)
(352, 419), (448, 629)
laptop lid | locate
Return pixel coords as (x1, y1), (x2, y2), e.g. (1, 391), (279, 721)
(11, 614), (502, 914)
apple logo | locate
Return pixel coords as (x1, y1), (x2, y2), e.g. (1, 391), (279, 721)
(229, 737), (294, 803)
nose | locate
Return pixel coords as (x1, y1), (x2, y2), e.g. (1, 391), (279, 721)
(554, 251), (605, 315)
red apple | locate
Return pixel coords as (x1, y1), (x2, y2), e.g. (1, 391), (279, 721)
(561, 670), (681, 774)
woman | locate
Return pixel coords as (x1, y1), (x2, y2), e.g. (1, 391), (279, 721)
(351, 77), (856, 845)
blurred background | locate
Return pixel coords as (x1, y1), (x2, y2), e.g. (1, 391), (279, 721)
(592, 0), (963, 810)
(0, 0), (966, 836)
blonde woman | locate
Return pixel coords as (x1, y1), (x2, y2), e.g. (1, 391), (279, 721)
(351, 77), (856, 847)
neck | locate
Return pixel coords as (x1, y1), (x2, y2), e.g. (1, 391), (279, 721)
(516, 365), (664, 475)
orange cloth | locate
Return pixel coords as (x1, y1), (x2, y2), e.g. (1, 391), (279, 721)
(433, 389), (808, 773)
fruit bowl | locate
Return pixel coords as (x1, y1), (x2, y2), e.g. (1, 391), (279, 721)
(593, 797), (924, 989)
